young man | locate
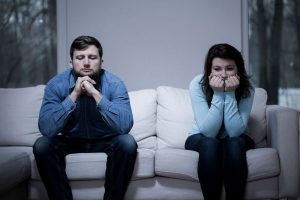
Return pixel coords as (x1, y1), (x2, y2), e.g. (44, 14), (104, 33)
(33, 35), (137, 200)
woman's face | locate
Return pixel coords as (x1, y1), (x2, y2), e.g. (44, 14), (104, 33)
(211, 57), (238, 79)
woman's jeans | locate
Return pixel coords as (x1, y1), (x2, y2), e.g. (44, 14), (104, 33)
(33, 134), (137, 200)
(185, 134), (254, 200)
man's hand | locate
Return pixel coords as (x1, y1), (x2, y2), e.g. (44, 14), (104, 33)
(224, 75), (240, 92)
(209, 74), (225, 92)
(80, 80), (97, 96)
(70, 76), (102, 103)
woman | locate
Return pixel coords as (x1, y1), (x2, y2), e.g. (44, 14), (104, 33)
(185, 43), (255, 200)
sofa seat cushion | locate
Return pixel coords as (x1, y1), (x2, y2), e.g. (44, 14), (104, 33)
(0, 148), (31, 194)
(246, 148), (280, 181)
(155, 148), (280, 182)
(31, 148), (155, 181)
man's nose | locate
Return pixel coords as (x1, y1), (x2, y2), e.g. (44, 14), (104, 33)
(83, 58), (90, 66)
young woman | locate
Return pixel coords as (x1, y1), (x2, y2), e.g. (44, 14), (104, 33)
(185, 43), (255, 200)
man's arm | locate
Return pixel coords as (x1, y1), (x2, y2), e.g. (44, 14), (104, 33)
(96, 81), (133, 134)
(38, 84), (76, 137)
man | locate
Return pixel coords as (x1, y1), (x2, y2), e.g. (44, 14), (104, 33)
(33, 35), (137, 200)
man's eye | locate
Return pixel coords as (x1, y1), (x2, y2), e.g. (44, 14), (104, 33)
(76, 56), (84, 60)
(89, 55), (97, 59)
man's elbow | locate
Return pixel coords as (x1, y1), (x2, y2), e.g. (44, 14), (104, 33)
(38, 120), (57, 137)
(120, 117), (134, 134)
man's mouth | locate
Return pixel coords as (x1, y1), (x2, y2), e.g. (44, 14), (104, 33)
(81, 69), (92, 72)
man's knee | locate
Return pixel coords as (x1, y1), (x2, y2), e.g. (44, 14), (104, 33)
(114, 134), (137, 155)
(33, 136), (53, 156)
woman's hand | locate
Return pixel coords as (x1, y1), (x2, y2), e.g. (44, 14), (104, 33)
(209, 74), (240, 92)
(224, 75), (240, 92)
(209, 74), (225, 92)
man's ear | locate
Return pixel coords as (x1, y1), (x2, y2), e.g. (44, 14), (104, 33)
(69, 60), (73, 68)
(100, 59), (104, 68)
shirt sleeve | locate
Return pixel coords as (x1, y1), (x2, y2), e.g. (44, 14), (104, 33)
(223, 89), (255, 137)
(38, 84), (76, 137)
(189, 76), (224, 137)
(96, 81), (133, 134)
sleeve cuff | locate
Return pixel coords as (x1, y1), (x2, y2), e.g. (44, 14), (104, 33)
(212, 91), (224, 101)
(97, 96), (111, 111)
(62, 96), (76, 112)
(224, 91), (236, 102)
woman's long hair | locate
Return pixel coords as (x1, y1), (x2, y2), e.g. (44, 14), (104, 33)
(200, 43), (253, 106)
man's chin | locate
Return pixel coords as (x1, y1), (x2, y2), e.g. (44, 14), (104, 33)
(81, 72), (94, 77)
(73, 70), (100, 80)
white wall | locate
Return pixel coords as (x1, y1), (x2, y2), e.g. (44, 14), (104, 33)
(57, 0), (245, 91)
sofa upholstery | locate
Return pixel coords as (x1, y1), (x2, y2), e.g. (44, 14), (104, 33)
(0, 85), (299, 200)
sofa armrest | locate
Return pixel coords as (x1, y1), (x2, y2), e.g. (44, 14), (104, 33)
(266, 105), (299, 198)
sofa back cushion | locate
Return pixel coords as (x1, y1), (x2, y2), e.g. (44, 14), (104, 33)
(128, 89), (157, 146)
(248, 88), (268, 147)
(156, 86), (268, 149)
(156, 86), (194, 148)
(0, 85), (44, 146)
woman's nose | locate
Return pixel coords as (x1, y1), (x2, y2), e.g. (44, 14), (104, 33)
(221, 70), (227, 78)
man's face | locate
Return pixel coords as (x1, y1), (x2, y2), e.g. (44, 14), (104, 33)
(70, 45), (102, 78)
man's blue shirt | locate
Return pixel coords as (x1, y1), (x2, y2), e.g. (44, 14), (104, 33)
(38, 68), (133, 139)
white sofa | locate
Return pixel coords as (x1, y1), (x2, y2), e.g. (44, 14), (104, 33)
(0, 85), (299, 200)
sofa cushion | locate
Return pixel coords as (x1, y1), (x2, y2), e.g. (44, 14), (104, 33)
(248, 88), (268, 146)
(246, 148), (280, 181)
(155, 148), (198, 181)
(156, 86), (268, 148)
(156, 86), (193, 149)
(155, 148), (279, 182)
(128, 89), (157, 143)
(31, 148), (155, 181)
(0, 148), (31, 194)
(0, 85), (44, 146)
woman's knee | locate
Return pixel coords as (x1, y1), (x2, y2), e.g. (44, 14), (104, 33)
(224, 135), (253, 153)
(223, 136), (252, 164)
(186, 134), (221, 155)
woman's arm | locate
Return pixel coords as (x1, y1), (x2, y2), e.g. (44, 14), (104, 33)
(190, 75), (224, 137)
(223, 89), (255, 137)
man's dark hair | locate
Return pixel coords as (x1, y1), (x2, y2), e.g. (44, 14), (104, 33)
(70, 36), (103, 59)
(200, 43), (253, 106)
